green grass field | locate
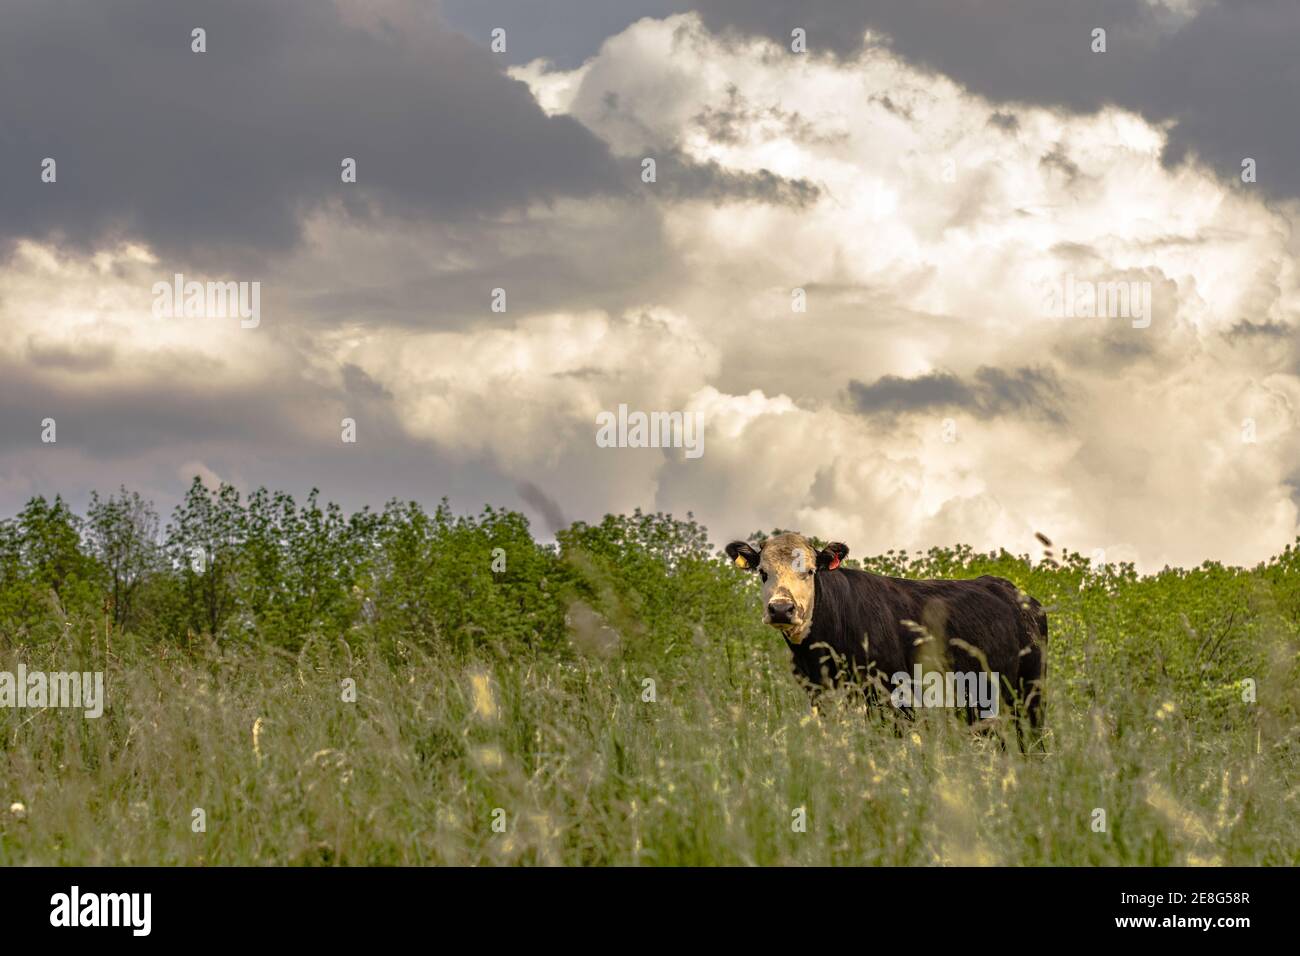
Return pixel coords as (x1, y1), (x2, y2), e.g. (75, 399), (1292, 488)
(2, 583), (1296, 866)
(1, 493), (1298, 865)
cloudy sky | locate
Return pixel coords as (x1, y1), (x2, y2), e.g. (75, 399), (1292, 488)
(3, 0), (1298, 570)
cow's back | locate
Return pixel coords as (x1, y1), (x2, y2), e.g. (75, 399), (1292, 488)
(798, 568), (1045, 693)
(880, 574), (1027, 681)
(797, 566), (1046, 733)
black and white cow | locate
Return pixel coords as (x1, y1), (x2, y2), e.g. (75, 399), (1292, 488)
(726, 532), (1046, 743)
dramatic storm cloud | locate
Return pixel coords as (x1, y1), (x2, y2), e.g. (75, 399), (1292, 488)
(694, 0), (1300, 200)
(1, 3), (1297, 570)
(0, 0), (622, 263)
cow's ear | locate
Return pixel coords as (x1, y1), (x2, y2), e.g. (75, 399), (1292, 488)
(725, 541), (761, 570)
(817, 542), (849, 570)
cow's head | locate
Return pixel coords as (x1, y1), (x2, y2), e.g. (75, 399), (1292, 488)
(725, 533), (849, 644)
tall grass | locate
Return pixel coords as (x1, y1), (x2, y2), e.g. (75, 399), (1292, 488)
(2, 570), (1295, 865)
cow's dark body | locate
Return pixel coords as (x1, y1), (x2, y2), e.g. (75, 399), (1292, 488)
(787, 567), (1046, 733)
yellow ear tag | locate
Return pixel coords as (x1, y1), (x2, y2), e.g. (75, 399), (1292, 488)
(734, 555), (749, 568)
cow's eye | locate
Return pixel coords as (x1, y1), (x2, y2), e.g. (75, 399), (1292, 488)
(759, 569), (768, 582)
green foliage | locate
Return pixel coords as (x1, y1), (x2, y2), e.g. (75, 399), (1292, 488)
(85, 486), (161, 631)
(0, 495), (101, 639)
(364, 500), (569, 655)
(165, 477), (245, 639)
(559, 509), (752, 654)
(0, 482), (1296, 864)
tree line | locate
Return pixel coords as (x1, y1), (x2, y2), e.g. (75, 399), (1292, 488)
(0, 477), (753, 655)
(2, 476), (1297, 722)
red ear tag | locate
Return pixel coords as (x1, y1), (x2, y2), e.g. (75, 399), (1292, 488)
(827, 553), (840, 570)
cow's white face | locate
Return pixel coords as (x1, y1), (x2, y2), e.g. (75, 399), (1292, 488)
(725, 533), (848, 646)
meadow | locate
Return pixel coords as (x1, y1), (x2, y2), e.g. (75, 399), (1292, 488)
(0, 481), (1296, 865)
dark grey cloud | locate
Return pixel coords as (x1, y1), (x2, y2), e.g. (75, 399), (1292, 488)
(0, 0), (624, 266)
(693, 0), (1157, 85)
(1226, 318), (1291, 341)
(0, 348), (530, 527)
(274, 195), (695, 337)
(987, 111), (1020, 132)
(0, 355), (351, 459)
(693, 0), (1300, 199)
(439, 0), (692, 68)
(341, 363), (393, 402)
(848, 366), (1065, 422)
(1287, 474), (1300, 514)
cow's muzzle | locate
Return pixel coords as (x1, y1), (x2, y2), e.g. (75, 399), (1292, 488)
(766, 599), (796, 625)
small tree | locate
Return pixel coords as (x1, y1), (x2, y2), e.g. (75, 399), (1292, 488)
(17, 495), (93, 598)
(86, 487), (161, 629)
(166, 476), (245, 637)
